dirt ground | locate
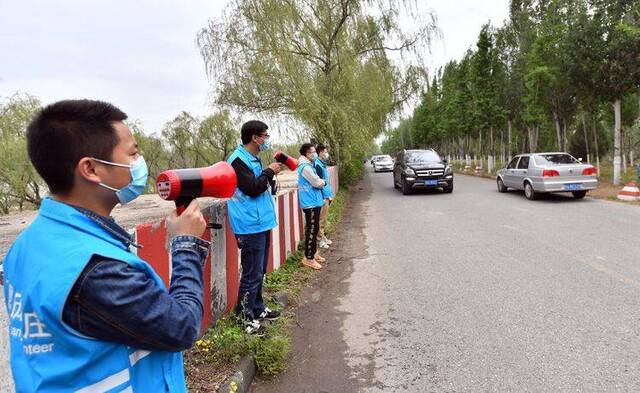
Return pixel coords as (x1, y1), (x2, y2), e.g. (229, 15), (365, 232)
(251, 182), (368, 392)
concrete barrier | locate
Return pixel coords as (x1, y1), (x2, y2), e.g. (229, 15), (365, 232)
(617, 181), (640, 202)
(0, 166), (339, 391)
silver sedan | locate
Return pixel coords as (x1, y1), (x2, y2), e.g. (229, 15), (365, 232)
(496, 153), (598, 200)
(373, 155), (394, 172)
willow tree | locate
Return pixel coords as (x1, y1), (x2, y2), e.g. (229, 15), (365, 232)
(197, 0), (436, 183)
(0, 93), (43, 212)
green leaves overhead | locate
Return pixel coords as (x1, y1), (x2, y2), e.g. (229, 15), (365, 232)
(197, 0), (436, 184)
(383, 0), (640, 181)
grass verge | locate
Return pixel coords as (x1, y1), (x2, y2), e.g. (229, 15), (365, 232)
(184, 188), (348, 391)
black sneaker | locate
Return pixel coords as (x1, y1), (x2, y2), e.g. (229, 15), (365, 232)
(245, 319), (266, 336)
(258, 307), (281, 321)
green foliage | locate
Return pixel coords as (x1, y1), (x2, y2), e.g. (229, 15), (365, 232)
(197, 0), (436, 185)
(0, 93), (43, 213)
(0, 92), (240, 214)
(382, 0), (640, 180)
(192, 312), (290, 375)
(324, 188), (347, 235)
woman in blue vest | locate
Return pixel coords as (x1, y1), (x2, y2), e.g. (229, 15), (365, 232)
(297, 143), (327, 270)
(3, 100), (209, 392)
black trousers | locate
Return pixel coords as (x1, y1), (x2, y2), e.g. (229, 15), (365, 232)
(303, 207), (322, 259)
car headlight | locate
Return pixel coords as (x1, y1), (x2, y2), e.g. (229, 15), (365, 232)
(445, 166), (453, 174)
(404, 168), (416, 176)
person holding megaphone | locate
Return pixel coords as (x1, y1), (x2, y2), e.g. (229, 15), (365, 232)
(227, 120), (282, 336)
(2, 100), (210, 392)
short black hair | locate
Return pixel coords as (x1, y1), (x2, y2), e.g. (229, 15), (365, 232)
(316, 144), (326, 153)
(27, 99), (127, 195)
(241, 120), (268, 144)
(299, 143), (315, 156)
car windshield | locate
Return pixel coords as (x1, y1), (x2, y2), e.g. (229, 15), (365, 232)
(375, 155), (392, 162)
(534, 154), (579, 165)
(406, 151), (440, 163)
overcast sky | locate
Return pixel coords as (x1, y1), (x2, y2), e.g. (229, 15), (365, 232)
(0, 0), (509, 139)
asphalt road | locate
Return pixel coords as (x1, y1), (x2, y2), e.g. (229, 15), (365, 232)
(252, 167), (640, 392)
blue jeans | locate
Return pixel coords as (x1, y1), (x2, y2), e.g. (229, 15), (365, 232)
(235, 231), (270, 321)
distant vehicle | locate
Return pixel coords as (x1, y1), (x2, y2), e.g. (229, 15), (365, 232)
(373, 155), (394, 172)
(496, 152), (598, 200)
(392, 149), (453, 195)
(370, 155), (383, 165)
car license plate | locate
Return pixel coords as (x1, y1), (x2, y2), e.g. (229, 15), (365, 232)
(425, 180), (438, 186)
(564, 183), (582, 191)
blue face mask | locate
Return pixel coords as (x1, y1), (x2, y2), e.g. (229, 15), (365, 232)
(93, 156), (149, 204)
(311, 152), (319, 160)
(259, 138), (271, 152)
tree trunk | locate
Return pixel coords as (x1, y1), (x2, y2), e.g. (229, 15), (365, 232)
(488, 126), (494, 173)
(507, 119), (512, 160)
(581, 113), (590, 163)
(500, 129), (505, 167)
(554, 112), (562, 151)
(592, 118), (600, 176)
(527, 126), (538, 153)
(613, 99), (622, 185)
(562, 119), (568, 152)
(622, 129), (628, 173)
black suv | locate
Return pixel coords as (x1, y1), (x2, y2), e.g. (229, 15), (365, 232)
(392, 149), (454, 195)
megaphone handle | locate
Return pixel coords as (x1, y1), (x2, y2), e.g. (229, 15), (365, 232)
(175, 196), (194, 215)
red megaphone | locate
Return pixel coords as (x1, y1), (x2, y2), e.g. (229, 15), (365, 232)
(156, 161), (237, 215)
(274, 151), (298, 171)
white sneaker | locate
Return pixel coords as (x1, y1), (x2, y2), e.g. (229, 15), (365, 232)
(245, 319), (266, 336)
(319, 239), (330, 249)
(320, 236), (332, 245)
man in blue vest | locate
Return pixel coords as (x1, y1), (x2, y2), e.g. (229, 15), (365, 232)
(227, 120), (282, 335)
(313, 144), (334, 249)
(3, 100), (209, 392)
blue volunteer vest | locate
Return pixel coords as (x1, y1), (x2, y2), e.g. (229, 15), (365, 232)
(297, 162), (324, 209)
(226, 145), (277, 235)
(313, 158), (334, 199)
(2, 198), (186, 393)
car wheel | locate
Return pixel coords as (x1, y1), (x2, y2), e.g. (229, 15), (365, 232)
(443, 183), (454, 193)
(401, 178), (411, 195)
(524, 182), (538, 200)
(497, 178), (507, 193)
(572, 190), (587, 199)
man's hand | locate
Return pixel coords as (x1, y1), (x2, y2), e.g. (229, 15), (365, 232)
(268, 162), (283, 174)
(167, 199), (207, 239)
(328, 198), (334, 205)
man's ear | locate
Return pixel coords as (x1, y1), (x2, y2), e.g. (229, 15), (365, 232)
(76, 157), (102, 185)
